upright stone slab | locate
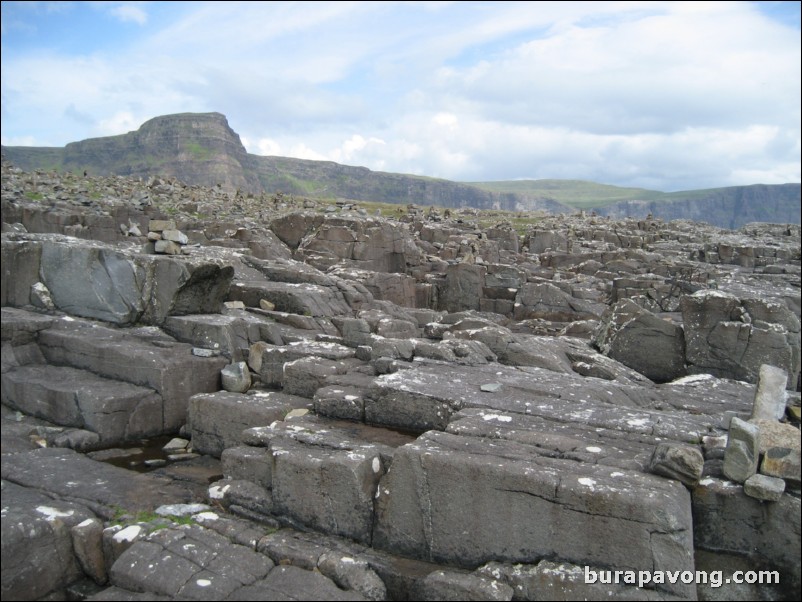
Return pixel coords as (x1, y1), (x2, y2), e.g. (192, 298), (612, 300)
(751, 364), (788, 421)
(373, 431), (695, 598)
(723, 417), (760, 483)
(440, 263), (487, 312)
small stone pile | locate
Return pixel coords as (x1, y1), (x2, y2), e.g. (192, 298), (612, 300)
(723, 364), (800, 501)
(146, 219), (190, 255)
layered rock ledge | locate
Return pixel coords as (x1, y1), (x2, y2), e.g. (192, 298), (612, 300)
(2, 161), (800, 601)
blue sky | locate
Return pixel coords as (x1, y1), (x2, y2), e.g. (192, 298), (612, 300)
(2, 1), (800, 191)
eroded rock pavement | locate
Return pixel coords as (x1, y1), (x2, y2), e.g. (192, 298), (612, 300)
(2, 161), (800, 601)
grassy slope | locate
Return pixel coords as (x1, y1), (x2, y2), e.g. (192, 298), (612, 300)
(466, 179), (740, 209)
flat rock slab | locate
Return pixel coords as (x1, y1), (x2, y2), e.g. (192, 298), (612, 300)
(163, 314), (266, 361)
(447, 408), (664, 472)
(366, 362), (748, 438)
(374, 430), (695, 598)
(229, 280), (351, 317)
(110, 524), (275, 599)
(1, 447), (196, 516)
(257, 340), (356, 387)
(2, 364), (162, 444)
(234, 565), (368, 601)
(0, 306), (55, 344)
(38, 315), (227, 430)
(189, 390), (311, 457)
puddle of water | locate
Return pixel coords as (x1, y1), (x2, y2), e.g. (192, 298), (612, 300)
(88, 435), (177, 473)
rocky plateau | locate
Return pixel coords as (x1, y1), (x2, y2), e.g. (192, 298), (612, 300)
(1, 156), (800, 601)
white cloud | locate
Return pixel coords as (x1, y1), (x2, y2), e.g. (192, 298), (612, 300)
(94, 110), (140, 136)
(1, 1), (799, 190)
(110, 4), (147, 25)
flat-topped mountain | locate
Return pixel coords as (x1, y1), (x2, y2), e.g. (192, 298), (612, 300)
(3, 112), (800, 228)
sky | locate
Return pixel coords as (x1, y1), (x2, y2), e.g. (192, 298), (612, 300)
(1, 1), (800, 191)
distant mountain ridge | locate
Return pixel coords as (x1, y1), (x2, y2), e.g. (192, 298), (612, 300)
(3, 112), (799, 228)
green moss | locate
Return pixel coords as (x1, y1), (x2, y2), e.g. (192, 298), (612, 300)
(109, 507), (199, 532)
(184, 141), (213, 161)
(24, 191), (44, 201)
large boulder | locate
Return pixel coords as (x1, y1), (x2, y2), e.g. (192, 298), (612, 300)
(593, 299), (686, 382)
(513, 282), (602, 322)
(681, 290), (800, 388)
(269, 212), (324, 250)
(2, 233), (234, 326)
(439, 263), (487, 313)
(297, 215), (422, 273)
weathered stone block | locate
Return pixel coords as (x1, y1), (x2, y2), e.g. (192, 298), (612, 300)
(270, 433), (385, 544)
(723, 417), (760, 483)
(743, 473), (785, 502)
(593, 299), (686, 382)
(71, 518), (107, 585)
(221, 446), (273, 490)
(421, 569), (513, 601)
(38, 319), (226, 431)
(693, 477), (800, 594)
(648, 442), (704, 488)
(1, 365), (163, 444)
(188, 391), (309, 457)
(283, 356), (358, 399)
(221, 361), (252, 393)
(374, 431), (695, 598)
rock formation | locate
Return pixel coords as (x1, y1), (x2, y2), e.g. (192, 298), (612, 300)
(1, 158), (800, 601)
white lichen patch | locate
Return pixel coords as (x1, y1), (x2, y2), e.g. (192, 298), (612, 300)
(577, 478), (596, 488)
(113, 525), (142, 543)
(196, 579), (212, 587)
(585, 446), (602, 453)
(35, 506), (74, 521)
(482, 414), (512, 423)
(194, 512), (219, 522)
(372, 457), (381, 473)
(208, 484), (230, 500)
(671, 373), (714, 385)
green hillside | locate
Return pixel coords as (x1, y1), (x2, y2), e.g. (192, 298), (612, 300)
(467, 179), (665, 209)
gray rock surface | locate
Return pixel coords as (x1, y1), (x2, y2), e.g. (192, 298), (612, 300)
(374, 430), (695, 598)
(593, 299), (686, 382)
(221, 361), (252, 393)
(189, 391), (310, 457)
(693, 477), (800, 595)
(723, 417), (760, 483)
(2, 160), (800, 601)
(743, 473), (786, 501)
(648, 442), (704, 488)
(681, 290), (800, 388)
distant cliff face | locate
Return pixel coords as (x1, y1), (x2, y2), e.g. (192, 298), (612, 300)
(60, 112), (262, 193)
(247, 155), (571, 213)
(2, 112), (799, 227)
(596, 184), (802, 229)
